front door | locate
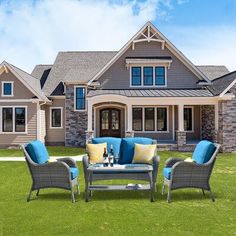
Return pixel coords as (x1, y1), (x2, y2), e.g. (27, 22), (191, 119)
(100, 108), (121, 137)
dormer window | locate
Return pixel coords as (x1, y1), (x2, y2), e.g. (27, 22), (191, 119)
(2, 81), (13, 96)
(127, 57), (171, 88)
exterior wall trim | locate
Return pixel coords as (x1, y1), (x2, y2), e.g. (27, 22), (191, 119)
(0, 105), (28, 134)
(219, 78), (236, 97)
(49, 107), (63, 129)
(1, 81), (14, 97)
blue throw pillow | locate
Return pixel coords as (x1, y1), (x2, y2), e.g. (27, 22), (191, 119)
(192, 140), (216, 164)
(25, 140), (49, 164)
(119, 137), (153, 164)
(92, 137), (122, 157)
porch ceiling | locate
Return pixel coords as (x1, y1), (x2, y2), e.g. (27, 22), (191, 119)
(87, 89), (214, 97)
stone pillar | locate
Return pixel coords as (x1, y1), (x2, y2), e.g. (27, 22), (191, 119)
(125, 130), (134, 138)
(176, 131), (186, 149)
(86, 130), (94, 144)
(201, 105), (215, 140)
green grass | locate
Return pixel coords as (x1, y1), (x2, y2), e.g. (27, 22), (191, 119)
(0, 146), (85, 157)
(0, 152), (236, 235)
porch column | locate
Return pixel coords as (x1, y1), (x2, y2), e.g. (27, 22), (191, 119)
(126, 104), (134, 137)
(86, 99), (94, 143)
(214, 103), (219, 142)
(176, 104), (186, 149)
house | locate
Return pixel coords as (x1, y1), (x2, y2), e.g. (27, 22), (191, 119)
(0, 22), (236, 152)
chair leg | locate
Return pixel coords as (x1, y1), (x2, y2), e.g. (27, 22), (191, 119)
(162, 184), (165, 195)
(209, 188), (215, 202)
(202, 189), (205, 196)
(36, 189), (40, 196)
(27, 188), (32, 202)
(167, 188), (171, 203)
(71, 188), (75, 203)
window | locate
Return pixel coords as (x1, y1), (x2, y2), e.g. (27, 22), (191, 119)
(184, 107), (193, 131)
(131, 67), (141, 86)
(132, 108), (142, 131)
(15, 108), (26, 132)
(50, 108), (63, 128)
(157, 107), (167, 131)
(145, 108), (155, 131)
(130, 66), (166, 87)
(75, 87), (86, 110)
(1, 107), (26, 133)
(143, 67), (153, 86)
(155, 67), (165, 86)
(2, 82), (13, 96)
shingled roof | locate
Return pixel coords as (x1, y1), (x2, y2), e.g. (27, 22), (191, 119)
(197, 65), (229, 80)
(41, 51), (117, 96)
(207, 71), (236, 96)
(31, 51), (232, 97)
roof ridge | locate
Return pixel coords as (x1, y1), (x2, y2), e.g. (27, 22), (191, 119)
(211, 70), (236, 82)
(8, 63), (38, 79)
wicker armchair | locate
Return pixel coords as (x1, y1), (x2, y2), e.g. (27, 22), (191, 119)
(22, 143), (79, 203)
(162, 142), (220, 203)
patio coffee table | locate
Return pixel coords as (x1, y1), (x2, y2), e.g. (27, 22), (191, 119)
(85, 164), (155, 202)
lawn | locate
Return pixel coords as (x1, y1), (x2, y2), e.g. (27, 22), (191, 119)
(0, 152), (236, 235)
(0, 146), (85, 157)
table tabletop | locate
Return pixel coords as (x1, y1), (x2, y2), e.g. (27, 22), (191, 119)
(87, 163), (153, 172)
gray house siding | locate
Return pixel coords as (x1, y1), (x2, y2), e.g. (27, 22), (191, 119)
(0, 71), (35, 99)
(98, 41), (200, 89)
(0, 102), (37, 147)
(45, 99), (65, 145)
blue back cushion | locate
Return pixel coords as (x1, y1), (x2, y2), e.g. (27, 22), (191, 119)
(119, 137), (153, 164)
(92, 137), (122, 157)
(25, 140), (49, 164)
(192, 140), (216, 164)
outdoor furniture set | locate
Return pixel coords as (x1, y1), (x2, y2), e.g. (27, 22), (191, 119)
(22, 137), (220, 203)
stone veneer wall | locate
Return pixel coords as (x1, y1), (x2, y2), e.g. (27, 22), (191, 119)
(65, 85), (87, 147)
(201, 105), (215, 140)
(218, 84), (236, 152)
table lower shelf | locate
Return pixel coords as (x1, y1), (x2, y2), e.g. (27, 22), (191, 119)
(88, 184), (151, 191)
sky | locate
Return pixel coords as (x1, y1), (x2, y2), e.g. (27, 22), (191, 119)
(0, 0), (236, 72)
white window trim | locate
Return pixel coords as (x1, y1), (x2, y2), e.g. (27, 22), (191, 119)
(74, 86), (87, 112)
(132, 106), (169, 133)
(50, 107), (63, 129)
(1, 81), (14, 97)
(0, 106), (27, 134)
(130, 65), (167, 88)
(184, 106), (194, 132)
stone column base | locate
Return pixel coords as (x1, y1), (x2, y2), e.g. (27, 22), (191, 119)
(176, 131), (186, 149)
(125, 130), (134, 138)
(86, 130), (94, 144)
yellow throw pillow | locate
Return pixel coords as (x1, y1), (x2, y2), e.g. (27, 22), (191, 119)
(184, 157), (195, 163)
(132, 143), (156, 164)
(86, 143), (107, 164)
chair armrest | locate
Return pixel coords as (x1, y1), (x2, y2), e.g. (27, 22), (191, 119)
(165, 157), (183, 168)
(57, 157), (77, 168)
(82, 155), (89, 182)
(152, 155), (160, 182)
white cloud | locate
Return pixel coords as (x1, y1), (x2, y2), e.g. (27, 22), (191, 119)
(0, 0), (235, 74)
(0, 0), (171, 72)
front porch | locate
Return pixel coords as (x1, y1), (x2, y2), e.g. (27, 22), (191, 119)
(86, 91), (219, 151)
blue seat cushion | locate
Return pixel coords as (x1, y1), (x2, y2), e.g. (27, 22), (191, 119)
(25, 140), (49, 164)
(119, 137), (153, 164)
(163, 167), (172, 180)
(192, 140), (216, 164)
(70, 167), (78, 179)
(92, 137), (122, 157)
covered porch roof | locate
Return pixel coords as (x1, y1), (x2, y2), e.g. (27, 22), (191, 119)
(87, 89), (214, 98)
